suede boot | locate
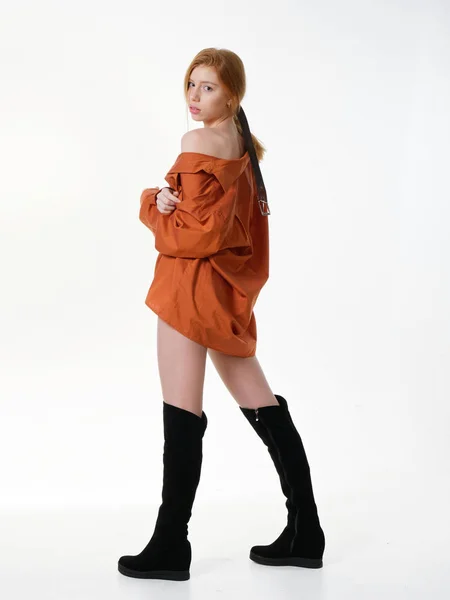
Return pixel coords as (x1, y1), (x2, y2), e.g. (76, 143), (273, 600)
(240, 394), (325, 568)
(118, 401), (208, 580)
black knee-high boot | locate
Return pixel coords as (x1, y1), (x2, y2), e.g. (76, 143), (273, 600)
(239, 394), (325, 568)
(118, 401), (208, 580)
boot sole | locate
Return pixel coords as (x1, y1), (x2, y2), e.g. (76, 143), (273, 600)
(249, 550), (323, 569)
(118, 562), (190, 580)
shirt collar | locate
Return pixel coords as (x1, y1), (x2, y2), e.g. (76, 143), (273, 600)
(166, 151), (251, 193)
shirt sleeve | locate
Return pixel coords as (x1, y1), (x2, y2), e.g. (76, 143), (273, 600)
(139, 171), (236, 259)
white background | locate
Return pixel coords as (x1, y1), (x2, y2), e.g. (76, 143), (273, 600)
(1, 0), (449, 597)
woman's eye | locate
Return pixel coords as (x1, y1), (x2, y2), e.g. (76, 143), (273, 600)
(188, 82), (213, 91)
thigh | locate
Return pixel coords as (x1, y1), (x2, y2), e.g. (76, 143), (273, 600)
(207, 349), (278, 409)
(157, 317), (207, 417)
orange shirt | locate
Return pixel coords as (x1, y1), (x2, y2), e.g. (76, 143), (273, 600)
(139, 150), (269, 357)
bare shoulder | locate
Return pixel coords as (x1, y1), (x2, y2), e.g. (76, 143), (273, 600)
(180, 129), (225, 156)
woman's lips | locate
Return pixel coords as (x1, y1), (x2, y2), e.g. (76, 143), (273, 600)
(190, 106), (200, 114)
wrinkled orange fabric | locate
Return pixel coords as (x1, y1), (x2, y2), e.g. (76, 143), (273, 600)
(139, 150), (269, 357)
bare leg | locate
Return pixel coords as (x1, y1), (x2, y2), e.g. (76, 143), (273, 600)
(207, 352), (325, 568)
(207, 349), (279, 409)
(157, 317), (207, 417)
(117, 316), (208, 580)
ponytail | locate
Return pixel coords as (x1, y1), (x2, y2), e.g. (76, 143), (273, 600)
(234, 106), (270, 216)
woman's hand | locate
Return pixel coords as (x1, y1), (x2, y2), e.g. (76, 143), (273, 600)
(155, 187), (181, 214)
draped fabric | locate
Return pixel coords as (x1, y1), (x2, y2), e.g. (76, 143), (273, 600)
(139, 151), (269, 357)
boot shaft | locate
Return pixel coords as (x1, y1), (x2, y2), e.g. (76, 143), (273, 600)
(156, 403), (208, 533)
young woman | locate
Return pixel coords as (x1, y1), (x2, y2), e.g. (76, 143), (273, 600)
(118, 47), (325, 581)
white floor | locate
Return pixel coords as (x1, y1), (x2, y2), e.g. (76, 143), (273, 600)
(3, 490), (449, 600)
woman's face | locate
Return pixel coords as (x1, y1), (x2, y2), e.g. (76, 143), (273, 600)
(187, 66), (231, 125)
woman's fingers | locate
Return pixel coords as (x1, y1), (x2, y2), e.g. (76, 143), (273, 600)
(165, 188), (181, 204)
(156, 187), (181, 213)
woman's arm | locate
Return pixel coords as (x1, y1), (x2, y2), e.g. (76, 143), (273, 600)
(139, 173), (234, 259)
